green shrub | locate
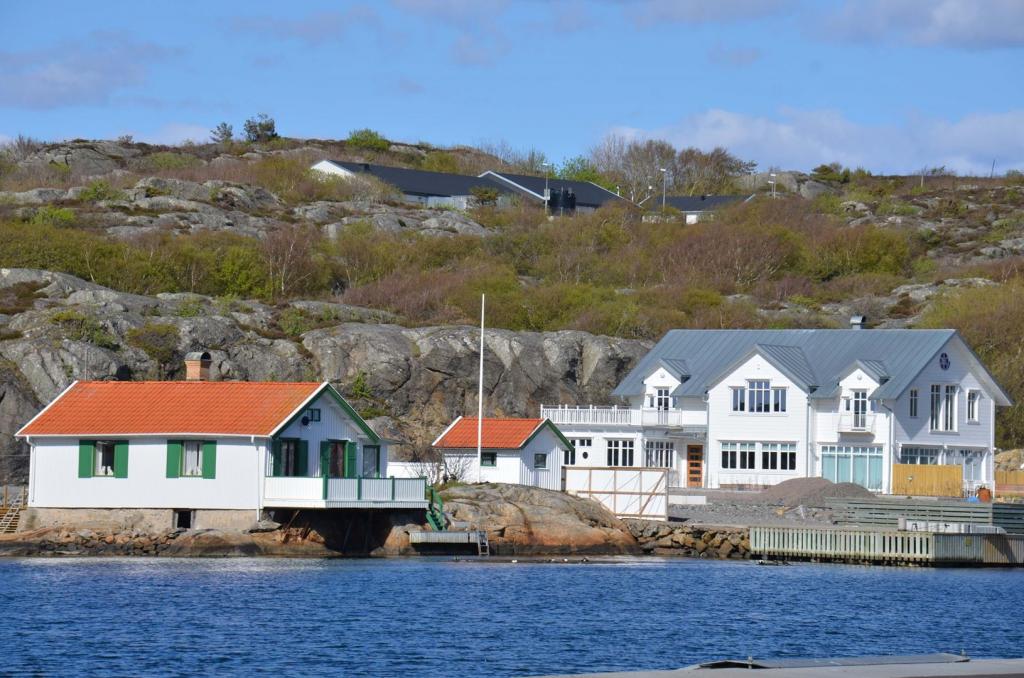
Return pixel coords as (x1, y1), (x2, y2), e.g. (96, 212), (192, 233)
(813, 193), (844, 215)
(29, 206), (75, 227)
(79, 180), (124, 203)
(144, 152), (200, 171)
(0, 281), (46, 314)
(421, 152), (458, 173)
(346, 128), (390, 152)
(126, 322), (180, 372)
(49, 309), (118, 349)
(176, 298), (204, 317)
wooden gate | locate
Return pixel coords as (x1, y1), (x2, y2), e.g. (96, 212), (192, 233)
(891, 464), (963, 497)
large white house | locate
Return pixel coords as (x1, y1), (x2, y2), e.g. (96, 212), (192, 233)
(16, 355), (426, 532)
(542, 322), (1011, 495)
(431, 417), (572, 492)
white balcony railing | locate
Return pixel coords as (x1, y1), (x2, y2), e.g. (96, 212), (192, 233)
(264, 476), (427, 506)
(540, 405), (699, 429)
(837, 412), (876, 433)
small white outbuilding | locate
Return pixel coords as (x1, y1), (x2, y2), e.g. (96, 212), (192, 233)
(431, 417), (573, 492)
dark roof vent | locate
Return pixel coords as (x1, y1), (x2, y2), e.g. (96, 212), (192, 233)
(850, 315), (866, 330)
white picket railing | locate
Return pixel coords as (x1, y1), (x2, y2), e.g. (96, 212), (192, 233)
(837, 412), (876, 433)
(541, 406), (690, 428)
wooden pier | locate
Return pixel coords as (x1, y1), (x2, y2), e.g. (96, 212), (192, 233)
(751, 526), (1024, 566)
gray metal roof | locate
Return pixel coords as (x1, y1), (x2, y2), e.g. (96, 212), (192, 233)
(478, 171), (623, 208)
(326, 161), (510, 198)
(662, 194), (752, 213)
(610, 329), (991, 402)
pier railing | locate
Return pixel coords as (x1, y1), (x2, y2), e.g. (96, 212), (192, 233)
(750, 526), (1024, 565)
(540, 405), (705, 430)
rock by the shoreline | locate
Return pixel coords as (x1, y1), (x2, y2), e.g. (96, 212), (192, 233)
(440, 483), (639, 555)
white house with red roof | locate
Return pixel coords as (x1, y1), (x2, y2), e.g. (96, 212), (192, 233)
(431, 417), (572, 492)
(16, 353), (427, 532)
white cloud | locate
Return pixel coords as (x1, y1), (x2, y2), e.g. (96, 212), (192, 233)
(623, 0), (793, 27)
(611, 108), (1024, 175)
(227, 7), (380, 46)
(128, 123), (212, 146)
(0, 32), (178, 110)
(821, 0), (1024, 49)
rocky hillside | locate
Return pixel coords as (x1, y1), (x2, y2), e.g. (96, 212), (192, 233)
(2, 137), (1024, 471)
(0, 268), (647, 482)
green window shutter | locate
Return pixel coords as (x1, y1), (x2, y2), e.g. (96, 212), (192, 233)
(319, 441), (331, 478)
(272, 439), (282, 476)
(201, 441), (217, 479)
(344, 441), (358, 479)
(166, 441), (182, 478)
(113, 441), (129, 478)
(78, 440), (95, 478)
(296, 440), (309, 477)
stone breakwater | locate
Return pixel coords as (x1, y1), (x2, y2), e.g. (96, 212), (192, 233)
(625, 520), (751, 559)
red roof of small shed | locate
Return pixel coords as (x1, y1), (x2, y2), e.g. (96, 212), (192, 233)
(432, 417), (548, 450)
(17, 380), (323, 437)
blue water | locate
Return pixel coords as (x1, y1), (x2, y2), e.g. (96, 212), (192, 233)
(1, 558), (1022, 677)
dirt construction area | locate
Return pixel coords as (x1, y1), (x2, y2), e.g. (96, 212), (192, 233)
(668, 477), (874, 527)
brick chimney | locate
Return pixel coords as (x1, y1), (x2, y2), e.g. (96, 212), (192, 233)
(184, 351), (212, 381)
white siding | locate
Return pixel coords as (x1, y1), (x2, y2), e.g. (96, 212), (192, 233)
(29, 436), (262, 510)
(706, 354), (808, 488)
(275, 392), (387, 477)
(893, 337), (995, 450)
(518, 428), (564, 491)
(310, 160), (355, 178)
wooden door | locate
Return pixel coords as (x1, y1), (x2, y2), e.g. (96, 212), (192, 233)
(686, 445), (703, 488)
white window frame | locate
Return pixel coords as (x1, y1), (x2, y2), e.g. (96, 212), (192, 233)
(852, 390), (868, 429)
(747, 380), (771, 413)
(943, 385), (957, 432)
(94, 440), (116, 477)
(606, 439), (634, 467)
(568, 438), (590, 465)
(909, 388), (918, 418)
(966, 390), (980, 424)
(533, 453), (548, 470)
(900, 446), (939, 465)
(721, 442), (738, 469)
(762, 442), (797, 471)
(731, 387), (745, 412)
(182, 440), (203, 477)
(772, 387), (787, 413)
(738, 442), (756, 469)
(654, 388), (670, 411)
(644, 440), (674, 468)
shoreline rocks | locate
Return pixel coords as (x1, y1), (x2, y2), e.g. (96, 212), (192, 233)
(625, 519), (751, 559)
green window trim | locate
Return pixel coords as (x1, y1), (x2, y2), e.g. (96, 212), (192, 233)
(269, 437), (307, 478)
(167, 440), (217, 479)
(78, 439), (128, 478)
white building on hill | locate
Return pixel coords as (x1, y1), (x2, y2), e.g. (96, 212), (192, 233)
(542, 320), (1010, 496)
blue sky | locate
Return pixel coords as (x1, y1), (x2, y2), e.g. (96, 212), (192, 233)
(1, 0), (1023, 174)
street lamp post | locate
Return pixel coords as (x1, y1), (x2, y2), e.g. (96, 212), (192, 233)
(659, 168), (667, 213)
(769, 172), (777, 200)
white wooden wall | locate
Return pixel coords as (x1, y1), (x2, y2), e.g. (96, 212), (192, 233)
(564, 467), (667, 520)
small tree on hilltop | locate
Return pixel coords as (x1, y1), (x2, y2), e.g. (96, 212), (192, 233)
(211, 122), (234, 144)
(243, 113), (278, 143)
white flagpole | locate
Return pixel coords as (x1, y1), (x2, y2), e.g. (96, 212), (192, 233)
(477, 293), (485, 483)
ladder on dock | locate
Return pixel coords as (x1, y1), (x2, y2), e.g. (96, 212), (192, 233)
(476, 530), (490, 556)
(0, 487), (25, 534)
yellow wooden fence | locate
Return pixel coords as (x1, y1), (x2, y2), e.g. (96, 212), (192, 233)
(891, 464), (963, 497)
(996, 470), (1024, 497)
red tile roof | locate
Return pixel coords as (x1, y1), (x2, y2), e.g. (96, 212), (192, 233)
(18, 381), (323, 437)
(432, 417), (546, 450)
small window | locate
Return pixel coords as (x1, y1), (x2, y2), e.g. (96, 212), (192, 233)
(480, 452), (497, 467)
(731, 387), (745, 412)
(363, 445), (380, 478)
(174, 510), (193, 530)
(772, 388), (787, 413)
(307, 408), (321, 422)
(721, 442), (737, 469)
(909, 389), (918, 418)
(644, 440), (674, 467)
(181, 441), (203, 477)
(967, 390), (980, 423)
(94, 441), (116, 477)
(654, 388), (670, 411)
(533, 453), (548, 469)
(738, 443), (756, 469)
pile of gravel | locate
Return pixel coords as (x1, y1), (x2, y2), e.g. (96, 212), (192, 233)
(759, 477), (873, 507)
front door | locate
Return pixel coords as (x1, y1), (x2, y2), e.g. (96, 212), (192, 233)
(687, 445), (704, 488)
